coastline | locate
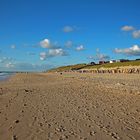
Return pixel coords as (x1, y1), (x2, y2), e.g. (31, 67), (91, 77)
(0, 73), (140, 140)
(0, 72), (15, 81)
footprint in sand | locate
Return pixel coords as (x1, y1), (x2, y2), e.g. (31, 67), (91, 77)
(12, 135), (17, 140)
(90, 130), (96, 136)
(110, 132), (120, 139)
(15, 120), (19, 124)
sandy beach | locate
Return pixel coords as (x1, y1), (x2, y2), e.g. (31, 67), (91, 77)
(0, 73), (140, 140)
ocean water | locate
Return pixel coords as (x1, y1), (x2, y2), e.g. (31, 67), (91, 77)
(0, 72), (14, 81)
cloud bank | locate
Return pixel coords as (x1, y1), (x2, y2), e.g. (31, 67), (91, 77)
(40, 49), (68, 61)
(0, 62), (53, 71)
(88, 54), (110, 61)
(121, 25), (140, 39)
(114, 45), (140, 56)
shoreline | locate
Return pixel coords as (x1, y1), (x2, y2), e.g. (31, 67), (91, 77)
(0, 73), (15, 81)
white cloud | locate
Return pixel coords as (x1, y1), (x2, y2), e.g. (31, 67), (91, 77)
(11, 45), (16, 49)
(4, 62), (53, 71)
(96, 54), (110, 60)
(114, 45), (140, 56)
(39, 38), (69, 61)
(40, 38), (60, 49)
(121, 25), (140, 39)
(76, 45), (84, 51)
(40, 52), (47, 60)
(5, 62), (15, 68)
(0, 57), (13, 63)
(0, 57), (16, 70)
(132, 30), (140, 38)
(40, 49), (68, 61)
(65, 40), (73, 48)
(48, 48), (67, 57)
(63, 26), (74, 33)
(88, 52), (110, 61)
(40, 39), (51, 48)
(121, 25), (135, 31)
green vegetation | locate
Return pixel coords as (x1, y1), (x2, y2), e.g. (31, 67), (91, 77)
(47, 63), (87, 72)
(47, 60), (140, 72)
(84, 60), (140, 69)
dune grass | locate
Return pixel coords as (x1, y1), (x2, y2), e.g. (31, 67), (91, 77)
(47, 60), (140, 72)
(47, 63), (87, 72)
(84, 60), (140, 69)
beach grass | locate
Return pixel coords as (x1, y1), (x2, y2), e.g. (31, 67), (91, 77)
(47, 60), (140, 72)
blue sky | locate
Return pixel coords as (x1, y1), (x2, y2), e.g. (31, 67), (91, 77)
(0, 0), (140, 71)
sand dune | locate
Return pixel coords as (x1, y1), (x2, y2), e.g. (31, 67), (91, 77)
(0, 73), (140, 140)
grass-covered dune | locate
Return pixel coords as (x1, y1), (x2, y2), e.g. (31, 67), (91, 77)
(47, 60), (140, 72)
(47, 63), (87, 72)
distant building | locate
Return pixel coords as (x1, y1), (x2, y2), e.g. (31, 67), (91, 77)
(119, 59), (129, 62)
(116, 60), (121, 62)
(109, 60), (116, 63)
(90, 62), (96, 65)
(99, 61), (106, 64)
(105, 61), (110, 64)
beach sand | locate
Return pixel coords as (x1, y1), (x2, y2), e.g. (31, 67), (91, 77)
(0, 73), (140, 140)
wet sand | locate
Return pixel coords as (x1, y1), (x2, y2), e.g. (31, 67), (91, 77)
(0, 73), (140, 140)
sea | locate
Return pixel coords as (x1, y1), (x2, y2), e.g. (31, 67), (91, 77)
(0, 72), (14, 81)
